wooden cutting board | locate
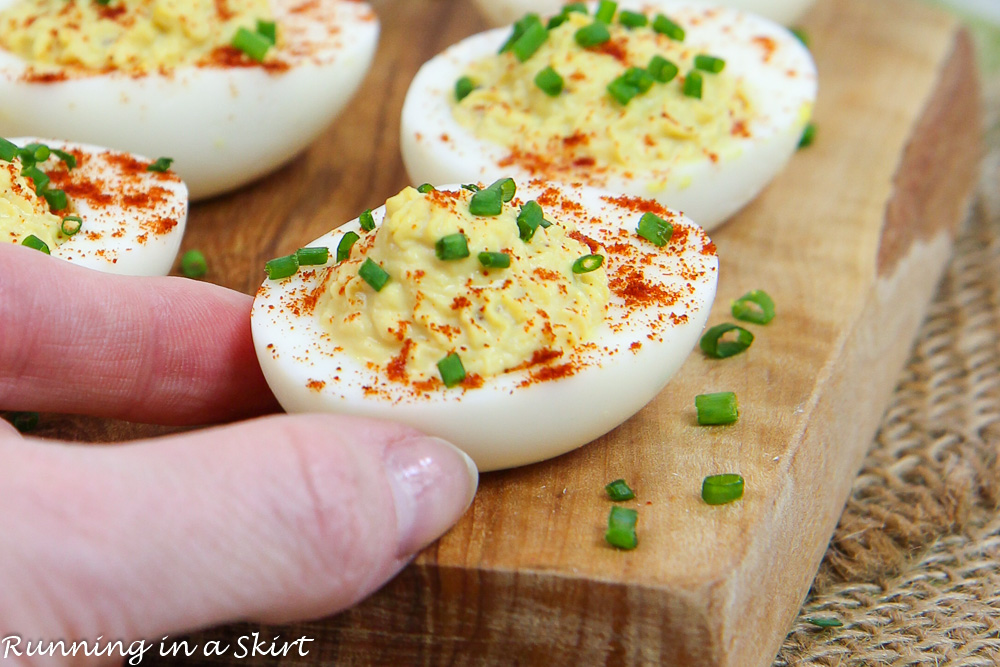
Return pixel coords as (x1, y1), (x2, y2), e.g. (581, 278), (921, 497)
(46, 0), (981, 664)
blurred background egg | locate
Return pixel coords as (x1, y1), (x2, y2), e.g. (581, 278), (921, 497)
(0, 0), (379, 200)
(250, 180), (718, 471)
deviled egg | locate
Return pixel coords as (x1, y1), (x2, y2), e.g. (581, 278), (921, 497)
(0, 0), (379, 199)
(2, 136), (187, 275)
(402, 1), (817, 230)
(251, 179), (717, 471)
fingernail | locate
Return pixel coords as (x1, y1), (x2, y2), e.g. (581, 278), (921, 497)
(383, 436), (478, 556)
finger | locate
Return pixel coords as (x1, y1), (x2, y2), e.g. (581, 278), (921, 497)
(0, 414), (477, 643)
(0, 244), (279, 424)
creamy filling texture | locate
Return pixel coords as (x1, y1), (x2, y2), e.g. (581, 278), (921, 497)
(1, 158), (64, 248)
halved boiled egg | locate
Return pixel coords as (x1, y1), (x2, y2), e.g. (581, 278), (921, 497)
(0, 0), (379, 200)
(250, 179), (718, 471)
(402, 1), (817, 230)
(3, 137), (187, 275)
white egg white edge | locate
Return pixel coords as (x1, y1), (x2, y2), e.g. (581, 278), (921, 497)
(0, 0), (379, 200)
(400, 0), (817, 230)
(250, 182), (718, 472)
(10, 137), (187, 276)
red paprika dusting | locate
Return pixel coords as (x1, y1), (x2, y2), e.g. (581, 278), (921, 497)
(306, 380), (326, 392)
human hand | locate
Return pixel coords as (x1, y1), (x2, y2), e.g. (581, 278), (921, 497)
(0, 244), (478, 661)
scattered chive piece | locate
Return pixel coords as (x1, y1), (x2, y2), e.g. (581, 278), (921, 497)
(146, 157), (173, 172)
(94, 0), (112, 5)
(491, 176), (516, 202)
(417, 183), (436, 193)
(256, 19), (277, 45)
(652, 14), (685, 40)
(60, 215), (82, 237)
(22, 143), (49, 162)
(512, 19), (548, 62)
(605, 478), (635, 501)
(699, 322), (754, 358)
(43, 188), (67, 211)
(636, 211), (672, 246)
(805, 617), (843, 628)
(799, 122), (817, 148)
(437, 352), (466, 388)
(547, 2), (587, 28)
(21, 234), (50, 254)
(694, 54), (726, 73)
(683, 70), (703, 99)
(336, 231), (360, 262)
(607, 77), (639, 105)
(572, 254), (604, 274)
(695, 391), (739, 425)
(648, 55), (678, 83)
(516, 200), (547, 241)
(0, 137), (17, 162)
(702, 473), (744, 505)
(11, 411), (39, 433)
(51, 148), (76, 170)
(624, 66), (655, 93)
(435, 232), (470, 260)
(180, 249), (207, 278)
(265, 253), (298, 280)
(232, 26), (271, 62)
(470, 187), (503, 216)
(499, 13), (541, 54)
(575, 21), (611, 48)
(358, 257), (390, 291)
(359, 208), (376, 231)
(461, 183), (481, 192)
(790, 27), (810, 48)
(563, 2), (587, 13)
(594, 0), (617, 23)
(455, 76), (476, 101)
(619, 9), (648, 28)
(296, 246), (329, 266)
(21, 166), (49, 191)
(605, 506), (638, 550)
(731, 290), (776, 324)
(477, 251), (511, 269)
(534, 66), (564, 96)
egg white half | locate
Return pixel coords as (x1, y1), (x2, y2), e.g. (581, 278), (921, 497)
(9, 137), (187, 276)
(0, 0), (379, 200)
(402, 1), (817, 230)
(251, 180), (718, 471)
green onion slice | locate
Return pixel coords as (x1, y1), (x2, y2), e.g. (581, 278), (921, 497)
(42, 188), (67, 211)
(336, 231), (360, 263)
(437, 352), (466, 388)
(694, 54), (726, 73)
(648, 55), (679, 83)
(624, 66), (654, 93)
(455, 76), (476, 101)
(265, 253), (298, 280)
(435, 232), (470, 261)
(605, 478), (635, 501)
(490, 176), (516, 202)
(358, 257), (390, 291)
(60, 215), (83, 237)
(0, 137), (17, 162)
(652, 14), (685, 40)
(605, 506), (638, 550)
(618, 9), (648, 28)
(51, 149), (76, 170)
(22, 143), (49, 163)
(699, 323), (754, 358)
(232, 26), (271, 62)
(702, 473), (744, 505)
(296, 246), (329, 266)
(359, 208), (376, 231)
(146, 157), (173, 172)
(636, 211), (672, 246)
(572, 254), (604, 274)
(731, 290), (775, 324)
(534, 65), (564, 96)
(256, 19), (277, 45)
(695, 391), (739, 425)
(607, 77), (639, 105)
(594, 0), (617, 23)
(683, 70), (703, 99)
(11, 411), (39, 433)
(21, 166), (48, 191)
(417, 183), (436, 193)
(500, 13), (542, 54)
(461, 183), (481, 192)
(477, 251), (511, 269)
(805, 617), (843, 628)
(799, 122), (817, 148)
(470, 187), (503, 216)
(512, 19), (548, 62)
(180, 249), (207, 278)
(575, 21), (611, 48)
(21, 234), (50, 254)
(516, 200), (549, 241)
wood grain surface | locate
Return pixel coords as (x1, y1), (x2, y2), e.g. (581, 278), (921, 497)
(38, 0), (982, 665)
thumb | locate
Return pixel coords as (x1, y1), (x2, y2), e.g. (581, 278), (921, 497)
(2, 414), (477, 643)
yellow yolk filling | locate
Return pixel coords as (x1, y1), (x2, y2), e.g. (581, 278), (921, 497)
(1, 158), (64, 249)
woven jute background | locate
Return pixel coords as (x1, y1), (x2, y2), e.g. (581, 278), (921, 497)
(774, 68), (1000, 666)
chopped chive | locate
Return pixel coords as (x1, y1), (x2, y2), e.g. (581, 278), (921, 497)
(618, 9), (647, 28)
(499, 13), (542, 54)
(232, 26), (271, 62)
(695, 391), (739, 425)
(265, 253), (298, 280)
(731, 290), (776, 324)
(51, 148), (76, 170)
(21, 234), (50, 254)
(805, 617), (843, 628)
(683, 70), (703, 98)
(799, 122), (817, 148)
(702, 473), (744, 505)
(417, 183), (436, 194)
(470, 187), (503, 216)
(477, 251), (511, 269)
(461, 183), (481, 192)
(256, 19), (277, 45)
(636, 211), (672, 246)
(437, 352), (466, 388)
(0, 137), (17, 162)
(42, 188), (67, 211)
(790, 27), (810, 48)
(146, 157), (173, 172)
(22, 143), (49, 163)
(489, 176), (516, 202)
(607, 77), (639, 105)
(455, 76), (476, 101)
(534, 66), (564, 96)
(512, 20), (548, 62)
(435, 232), (470, 260)
(359, 208), (376, 231)
(563, 2), (587, 13)
(624, 66), (655, 93)
(694, 54), (725, 73)
(180, 249), (207, 278)
(648, 54), (679, 83)
(547, 2), (587, 28)
(575, 21), (611, 48)
(60, 215), (82, 237)
(296, 246), (329, 266)
(336, 231), (359, 262)
(652, 14), (685, 40)
(358, 257), (390, 291)
(572, 254), (603, 274)
(699, 323), (754, 358)
(605, 478), (635, 501)
(516, 200), (548, 241)
(21, 166), (48, 191)
(605, 506), (638, 550)
(594, 0), (617, 23)
(11, 411), (39, 433)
